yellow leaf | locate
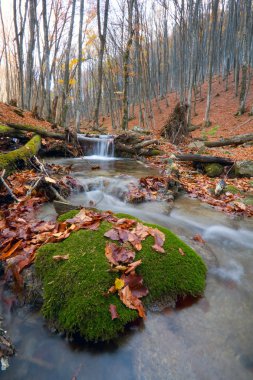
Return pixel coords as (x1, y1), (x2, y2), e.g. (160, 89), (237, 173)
(69, 78), (76, 86)
(115, 278), (125, 290)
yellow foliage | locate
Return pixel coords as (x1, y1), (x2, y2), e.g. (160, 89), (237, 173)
(115, 278), (125, 290)
(69, 58), (79, 69)
(69, 78), (76, 86)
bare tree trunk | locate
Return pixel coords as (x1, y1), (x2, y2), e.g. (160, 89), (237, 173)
(75, 0), (85, 132)
(93, 0), (110, 129)
(61, 0), (77, 128)
(121, 0), (135, 131)
(204, 0), (219, 127)
(42, 0), (51, 120)
(13, 0), (28, 108)
(25, 0), (37, 110)
(0, 3), (10, 103)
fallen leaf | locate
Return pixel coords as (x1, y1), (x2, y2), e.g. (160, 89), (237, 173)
(115, 278), (125, 290)
(149, 228), (165, 253)
(125, 259), (142, 274)
(178, 248), (185, 256)
(105, 242), (135, 265)
(104, 229), (120, 240)
(109, 304), (119, 320)
(53, 254), (69, 261)
(119, 285), (146, 318)
(193, 234), (205, 244)
(0, 240), (22, 260)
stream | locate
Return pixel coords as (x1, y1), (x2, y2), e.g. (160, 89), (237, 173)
(1, 156), (253, 380)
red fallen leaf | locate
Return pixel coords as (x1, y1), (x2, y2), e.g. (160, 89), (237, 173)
(125, 259), (142, 274)
(121, 272), (149, 298)
(104, 228), (120, 240)
(127, 232), (142, 251)
(193, 234), (205, 244)
(83, 220), (100, 230)
(57, 222), (68, 232)
(117, 228), (130, 242)
(105, 242), (119, 265)
(53, 254), (69, 261)
(0, 240), (23, 260)
(33, 221), (56, 233)
(109, 304), (119, 320)
(132, 223), (150, 240)
(149, 228), (165, 253)
(178, 248), (186, 256)
(105, 242), (135, 265)
(115, 218), (136, 229)
(119, 285), (146, 319)
(66, 209), (93, 224)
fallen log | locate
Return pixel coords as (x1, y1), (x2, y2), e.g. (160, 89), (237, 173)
(204, 133), (253, 148)
(175, 154), (233, 165)
(0, 124), (25, 137)
(6, 122), (65, 140)
(115, 142), (161, 157)
(135, 139), (158, 149)
(0, 135), (41, 174)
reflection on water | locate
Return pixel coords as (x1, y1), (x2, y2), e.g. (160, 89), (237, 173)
(1, 158), (253, 380)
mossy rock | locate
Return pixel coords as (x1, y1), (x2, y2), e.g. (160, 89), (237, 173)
(225, 185), (241, 194)
(204, 163), (223, 177)
(35, 212), (206, 342)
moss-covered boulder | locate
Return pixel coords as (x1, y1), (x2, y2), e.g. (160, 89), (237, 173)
(235, 161), (253, 177)
(204, 163), (224, 177)
(35, 211), (206, 342)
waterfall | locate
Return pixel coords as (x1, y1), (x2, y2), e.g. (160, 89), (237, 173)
(77, 134), (114, 158)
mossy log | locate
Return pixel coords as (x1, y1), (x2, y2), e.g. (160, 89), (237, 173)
(0, 124), (25, 137)
(6, 122), (65, 140)
(204, 133), (253, 147)
(0, 135), (41, 174)
(35, 211), (207, 342)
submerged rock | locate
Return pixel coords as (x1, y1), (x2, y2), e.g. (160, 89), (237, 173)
(35, 211), (207, 342)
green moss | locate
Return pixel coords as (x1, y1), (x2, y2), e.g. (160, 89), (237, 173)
(150, 149), (164, 156)
(204, 163), (223, 177)
(0, 124), (15, 134)
(242, 196), (253, 206)
(57, 209), (80, 222)
(0, 134), (41, 174)
(225, 185), (241, 194)
(35, 212), (206, 342)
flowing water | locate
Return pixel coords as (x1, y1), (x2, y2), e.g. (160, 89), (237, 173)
(1, 157), (253, 380)
(77, 134), (114, 158)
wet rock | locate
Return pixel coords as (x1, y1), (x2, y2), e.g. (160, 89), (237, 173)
(0, 324), (15, 371)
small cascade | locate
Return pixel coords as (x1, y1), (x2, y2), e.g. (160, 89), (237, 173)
(77, 134), (114, 158)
